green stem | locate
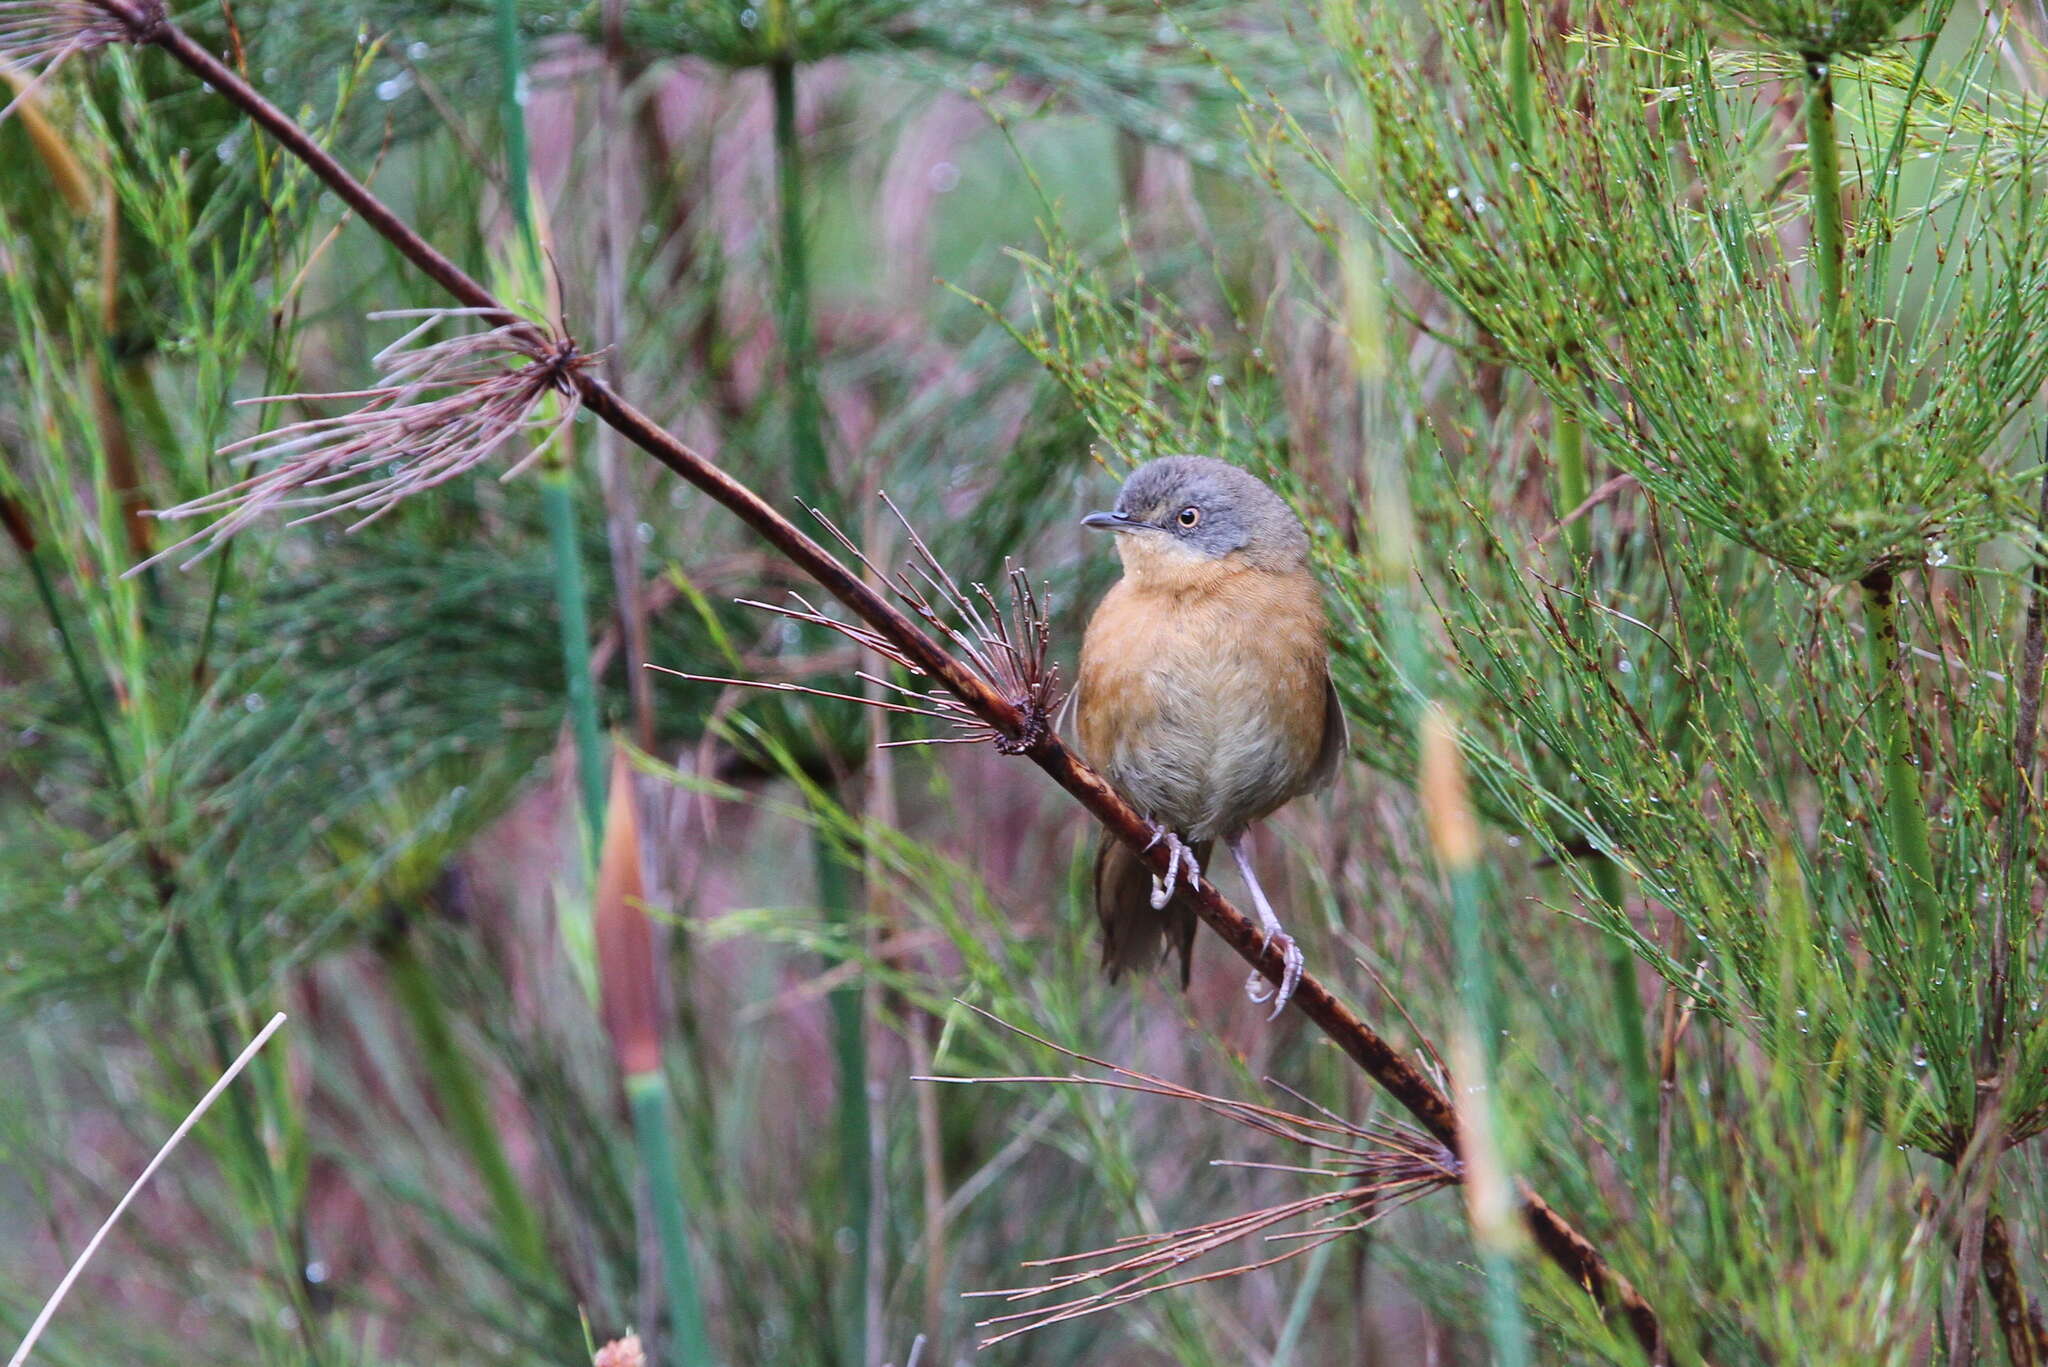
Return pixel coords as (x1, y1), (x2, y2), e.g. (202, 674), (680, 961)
(768, 53), (868, 1362)
(542, 469), (606, 844)
(18, 531), (137, 825)
(1863, 573), (1941, 942)
(492, 0), (536, 264)
(383, 929), (549, 1277)
(1269, 1238), (1336, 1366)
(1554, 413), (1589, 563)
(491, 0), (600, 845)
(1803, 58), (1852, 392)
(625, 1071), (715, 1366)
(1503, 0), (1534, 146)
(769, 57), (830, 511)
(1590, 857), (1656, 1157)
(1446, 857), (1533, 1367)
(1479, 1247), (1532, 1367)
(1426, 706), (1530, 1367)
(1449, 867), (1498, 1073)
(816, 840), (872, 1367)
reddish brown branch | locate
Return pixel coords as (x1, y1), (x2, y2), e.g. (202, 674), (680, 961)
(77, 2), (1664, 1356)
(0, 493), (35, 553)
(1984, 1214), (2046, 1367)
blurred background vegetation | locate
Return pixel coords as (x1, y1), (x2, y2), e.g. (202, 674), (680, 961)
(5, 0), (2048, 1363)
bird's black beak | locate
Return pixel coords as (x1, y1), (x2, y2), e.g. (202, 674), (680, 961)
(1081, 510), (1134, 531)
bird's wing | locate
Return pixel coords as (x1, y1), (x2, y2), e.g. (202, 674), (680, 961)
(1306, 671), (1350, 792)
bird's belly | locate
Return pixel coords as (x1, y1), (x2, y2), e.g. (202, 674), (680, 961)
(1098, 650), (1322, 840)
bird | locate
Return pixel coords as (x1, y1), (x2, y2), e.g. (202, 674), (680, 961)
(1069, 455), (1346, 1016)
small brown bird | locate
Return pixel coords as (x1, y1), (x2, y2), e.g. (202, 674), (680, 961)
(1071, 456), (1346, 1015)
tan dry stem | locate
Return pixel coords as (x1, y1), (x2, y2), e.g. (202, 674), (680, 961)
(1420, 704), (1480, 870)
(596, 746), (663, 1079)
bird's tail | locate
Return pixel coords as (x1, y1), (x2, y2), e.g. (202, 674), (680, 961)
(1093, 835), (1210, 989)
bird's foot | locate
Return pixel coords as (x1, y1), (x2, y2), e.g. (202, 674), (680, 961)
(1227, 832), (1301, 1018)
(1143, 823), (1202, 910)
(1243, 931), (1304, 1019)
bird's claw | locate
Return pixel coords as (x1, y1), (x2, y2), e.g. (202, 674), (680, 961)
(1243, 931), (1304, 1019)
(1144, 823), (1201, 910)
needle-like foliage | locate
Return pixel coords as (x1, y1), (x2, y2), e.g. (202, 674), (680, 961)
(137, 309), (594, 571)
(14, 0), (2048, 1360)
(1273, 0), (2048, 581)
(660, 495), (1063, 753)
(925, 1013), (1458, 1348)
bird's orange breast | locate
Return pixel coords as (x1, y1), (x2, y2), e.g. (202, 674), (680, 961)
(1075, 552), (1330, 840)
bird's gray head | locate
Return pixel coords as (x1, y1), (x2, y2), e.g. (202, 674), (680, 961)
(1082, 456), (1309, 571)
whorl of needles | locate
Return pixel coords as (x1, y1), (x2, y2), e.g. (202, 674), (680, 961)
(654, 493), (1063, 757)
(130, 309), (595, 575)
(0, 0), (151, 122)
(924, 1007), (1458, 1348)
(0, 0), (144, 71)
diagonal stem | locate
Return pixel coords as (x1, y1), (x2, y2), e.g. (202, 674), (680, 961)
(1862, 569), (1941, 949)
(83, 5), (1664, 1355)
(1983, 1213), (2048, 1367)
(488, 0), (605, 842)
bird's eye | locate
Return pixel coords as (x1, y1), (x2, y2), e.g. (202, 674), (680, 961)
(1176, 506), (1201, 528)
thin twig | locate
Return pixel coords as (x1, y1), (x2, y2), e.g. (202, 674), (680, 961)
(594, 0), (655, 751)
(8, 1012), (289, 1367)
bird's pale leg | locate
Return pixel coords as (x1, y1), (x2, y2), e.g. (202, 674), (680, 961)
(1228, 832), (1302, 1018)
(1143, 821), (1202, 910)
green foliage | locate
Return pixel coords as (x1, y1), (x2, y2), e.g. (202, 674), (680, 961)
(1706, 0), (1929, 57)
(10, 0), (2048, 1363)
(1273, 0), (2048, 581)
(541, 0), (1274, 156)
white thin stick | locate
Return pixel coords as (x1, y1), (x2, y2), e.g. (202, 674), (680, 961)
(8, 1011), (289, 1367)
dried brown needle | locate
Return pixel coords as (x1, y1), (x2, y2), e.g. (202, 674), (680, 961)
(653, 493), (1063, 755)
(919, 1007), (1459, 1347)
(0, 0), (144, 121)
(0, 0), (129, 61)
(130, 308), (595, 573)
